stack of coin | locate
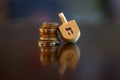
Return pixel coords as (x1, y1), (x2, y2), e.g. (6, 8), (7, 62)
(38, 22), (60, 47)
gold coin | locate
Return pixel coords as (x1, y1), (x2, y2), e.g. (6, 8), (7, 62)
(40, 33), (57, 37)
(41, 22), (59, 29)
(39, 28), (57, 33)
(40, 37), (58, 41)
(38, 40), (60, 47)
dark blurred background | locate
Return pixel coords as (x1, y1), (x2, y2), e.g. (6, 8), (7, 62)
(0, 0), (120, 80)
(0, 0), (120, 24)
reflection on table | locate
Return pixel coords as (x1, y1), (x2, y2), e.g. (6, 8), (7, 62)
(39, 44), (80, 75)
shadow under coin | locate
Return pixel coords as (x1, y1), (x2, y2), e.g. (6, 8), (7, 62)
(39, 46), (59, 66)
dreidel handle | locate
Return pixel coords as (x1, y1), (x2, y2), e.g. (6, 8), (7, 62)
(58, 13), (68, 23)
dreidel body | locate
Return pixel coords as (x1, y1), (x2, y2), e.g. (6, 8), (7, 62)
(58, 13), (81, 43)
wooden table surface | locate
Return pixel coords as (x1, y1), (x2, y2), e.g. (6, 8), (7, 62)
(0, 22), (120, 80)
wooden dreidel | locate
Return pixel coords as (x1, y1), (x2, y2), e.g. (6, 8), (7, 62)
(58, 12), (81, 43)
